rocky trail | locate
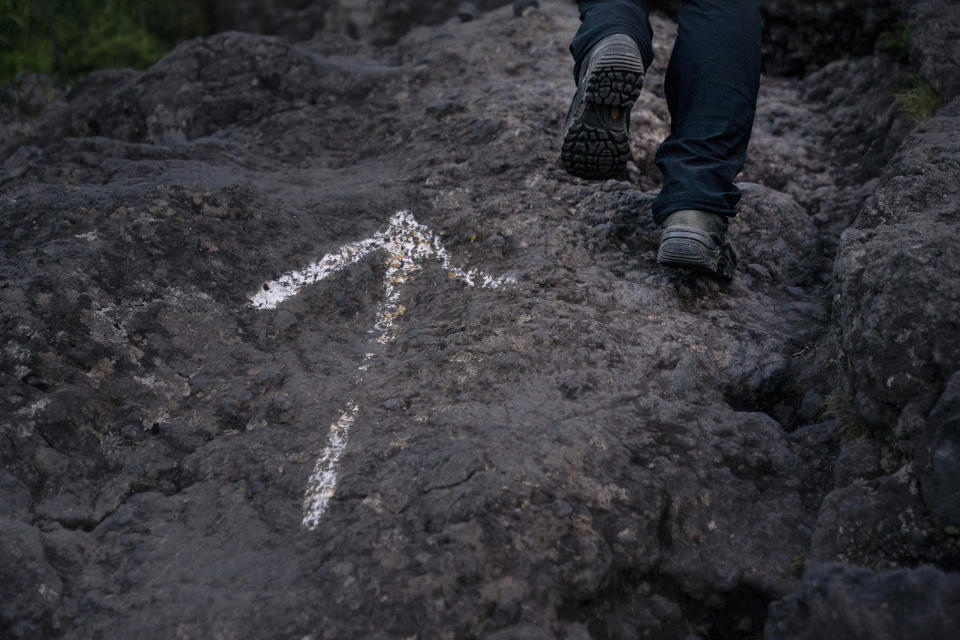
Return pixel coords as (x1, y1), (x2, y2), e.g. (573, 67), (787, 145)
(2, 1), (959, 638)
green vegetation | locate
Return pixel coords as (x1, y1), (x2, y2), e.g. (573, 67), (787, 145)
(894, 75), (944, 123)
(0, 0), (217, 84)
(821, 392), (866, 442)
(878, 21), (910, 62)
(946, 526), (960, 548)
(877, 22), (945, 123)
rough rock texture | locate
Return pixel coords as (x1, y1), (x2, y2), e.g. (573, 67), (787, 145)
(834, 98), (960, 441)
(650, 0), (906, 78)
(745, 55), (914, 260)
(212, 0), (913, 80)
(922, 372), (960, 526)
(765, 563), (960, 640)
(759, 0), (900, 76)
(215, 0), (514, 43)
(0, 518), (62, 638)
(908, 0), (960, 101)
(1, 1), (959, 639)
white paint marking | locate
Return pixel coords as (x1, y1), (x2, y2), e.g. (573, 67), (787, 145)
(250, 211), (513, 311)
(249, 211), (514, 530)
(301, 403), (357, 530)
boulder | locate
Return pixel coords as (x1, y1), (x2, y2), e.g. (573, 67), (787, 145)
(766, 563), (960, 640)
(921, 371), (960, 527)
(760, 0), (900, 76)
(834, 98), (960, 435)
(0, 519), (62, 638)
(908, 0), (960, 101)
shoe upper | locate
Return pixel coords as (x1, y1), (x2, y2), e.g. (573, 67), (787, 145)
(660, 209), (729, 238)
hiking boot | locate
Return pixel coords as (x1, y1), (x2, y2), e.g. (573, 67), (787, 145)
(656, 209), (739, 278)
(560, 34), (645, 180)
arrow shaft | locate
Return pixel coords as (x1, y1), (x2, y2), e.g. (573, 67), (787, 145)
(249, 210), (514, 530)
(250, 236), (382, 309)
(302, 403), (358, 530)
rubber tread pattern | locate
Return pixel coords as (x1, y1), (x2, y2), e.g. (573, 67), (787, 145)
(561, 40), (645, 180)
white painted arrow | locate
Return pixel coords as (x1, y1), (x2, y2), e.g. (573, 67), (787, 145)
(250, 210), (514, 530)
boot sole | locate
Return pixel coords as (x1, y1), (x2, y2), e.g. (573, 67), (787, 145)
(657, 226), (738, 279)
(560, 42), (644, 180)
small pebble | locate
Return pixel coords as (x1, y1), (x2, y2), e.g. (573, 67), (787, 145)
(551, 499), (573, 517)
(746, 263), (771, 280)
(513, 0), (540, 17)
(457, 1), (480, 22)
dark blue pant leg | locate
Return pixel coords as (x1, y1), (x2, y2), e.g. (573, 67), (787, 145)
(651, 0), (762, 223)
(571, 1), (655, 81)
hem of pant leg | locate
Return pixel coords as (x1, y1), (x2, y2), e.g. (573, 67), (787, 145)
(651, 194), (736, 225)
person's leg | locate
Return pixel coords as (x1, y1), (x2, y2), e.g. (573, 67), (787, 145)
(570, 0), (654, 82)
(561, 1), (653, 179)
(651, 0), (762, 224)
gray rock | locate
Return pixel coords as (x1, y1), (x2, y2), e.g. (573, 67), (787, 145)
(40, 527), (93, 577)
(0, 518), (62, 638)
(834, 98), (960, 435)
(921, 370), (960, 526)
(484, 622), (553, 640)
(759, 0), (901, 76)
(765, 563), (960, 640)
(833, 437), (882, 487)
(732, 183), (821, 285)
(807, 471), (949, 568)
(908, 0), (960, 101)
(425, 98), (467, 119)
(800, 56), (914, 187)
(0, 2), (957, 638)
(0, 474), (33, 523)
(513, 0), (540, 18)
(214, 0), (514, 44)
(743, 54), (913, 266)
(210, 0), (921, 78)
(458, 2), (482, 22)
(798, 392), (823, 423)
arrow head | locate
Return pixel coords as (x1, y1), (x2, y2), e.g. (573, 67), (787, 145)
(249, 210), (515, 310)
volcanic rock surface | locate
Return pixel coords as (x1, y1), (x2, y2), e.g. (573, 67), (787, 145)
(2, 1), (959, 639)
(214, 0), (517, 44)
